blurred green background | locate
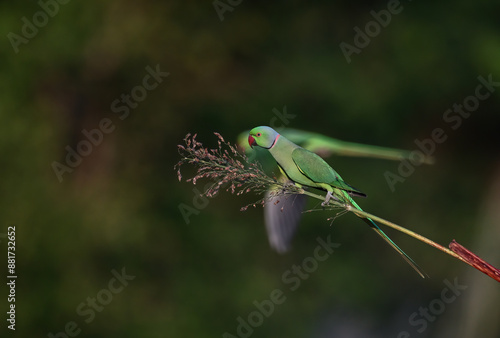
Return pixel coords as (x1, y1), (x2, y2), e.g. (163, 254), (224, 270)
(1, 1), (499, 337)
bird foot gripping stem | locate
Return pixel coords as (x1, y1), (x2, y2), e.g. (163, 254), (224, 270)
(321, 191), (335, 207)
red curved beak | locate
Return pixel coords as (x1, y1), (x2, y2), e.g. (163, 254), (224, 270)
(248, 135), (256, 148)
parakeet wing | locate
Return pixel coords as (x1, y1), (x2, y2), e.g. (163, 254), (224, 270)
(292, 147), (366, 197)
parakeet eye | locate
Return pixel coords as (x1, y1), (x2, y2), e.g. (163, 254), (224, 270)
(256, 133), (262, 137)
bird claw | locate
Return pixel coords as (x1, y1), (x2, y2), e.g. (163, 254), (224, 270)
(321, 191), (334, 207)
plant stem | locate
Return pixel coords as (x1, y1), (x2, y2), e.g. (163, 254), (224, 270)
(346, 206), (464, 260)
(299, 189), (500, 282)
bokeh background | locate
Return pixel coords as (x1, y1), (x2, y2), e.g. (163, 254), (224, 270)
(1, 1), (499, 337)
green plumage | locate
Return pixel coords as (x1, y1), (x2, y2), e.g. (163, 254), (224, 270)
(267, 132), (365, 198)
(291, 148), (366, 197)
(249, 126), (427, 278)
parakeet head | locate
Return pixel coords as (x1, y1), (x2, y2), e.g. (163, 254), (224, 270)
(248, 126), (280, 149)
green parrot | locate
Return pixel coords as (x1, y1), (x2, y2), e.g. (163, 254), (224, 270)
(237, 128), (433, 255)
(248, 126), (427, 278)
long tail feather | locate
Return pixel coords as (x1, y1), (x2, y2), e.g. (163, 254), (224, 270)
(362, 217), (428, 278)
(347, 196), (428, 278)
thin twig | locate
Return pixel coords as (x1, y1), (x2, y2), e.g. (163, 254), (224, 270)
(301, 189), (460, 259)
(303, 189), (500, 283)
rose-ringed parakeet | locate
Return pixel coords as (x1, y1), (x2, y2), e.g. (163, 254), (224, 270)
(248, 126), (427, 278)
(238, 128), (433, 254)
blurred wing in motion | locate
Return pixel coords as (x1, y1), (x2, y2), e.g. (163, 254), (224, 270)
(264, 191), (308, 253)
